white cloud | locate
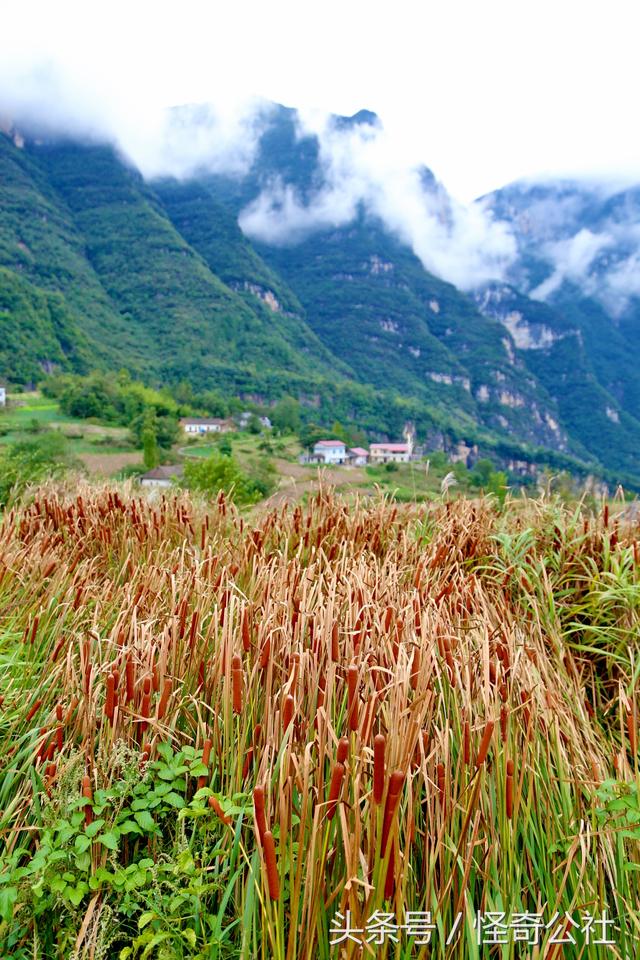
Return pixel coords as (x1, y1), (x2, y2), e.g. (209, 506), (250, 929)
(240, 112), (516, 289)
(531, 229), (614, 299)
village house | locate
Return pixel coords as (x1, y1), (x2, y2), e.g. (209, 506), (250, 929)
(237, 411), (272, 430)
(180, 417), (234, 435)
(0, 386), (5, 407)
(312, 439), (347, 464)
(369, 442), (411, 464)
(347, 447), (369, 466)
(139, 465), (184, 488)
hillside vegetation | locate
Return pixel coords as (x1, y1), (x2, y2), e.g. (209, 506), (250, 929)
(3, 122), (640, 485)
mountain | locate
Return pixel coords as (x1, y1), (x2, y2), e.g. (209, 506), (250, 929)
(1, 107), (639, 484)
(482, 179), (640, 416)
(0, 130), (342, 388)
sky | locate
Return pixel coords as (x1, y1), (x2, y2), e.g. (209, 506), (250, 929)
(2, 0), (640, 202)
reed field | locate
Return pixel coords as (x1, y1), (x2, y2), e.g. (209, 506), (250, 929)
(0, 482), (639, 959)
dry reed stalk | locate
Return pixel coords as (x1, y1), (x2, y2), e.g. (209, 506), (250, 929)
(347, 664), (358, 732)
(436, 763), (446, 809)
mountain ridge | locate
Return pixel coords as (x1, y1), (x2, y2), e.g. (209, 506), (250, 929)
(1, 104), (639, 483)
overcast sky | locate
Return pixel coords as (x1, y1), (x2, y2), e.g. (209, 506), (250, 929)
(2, 0), (639, 201)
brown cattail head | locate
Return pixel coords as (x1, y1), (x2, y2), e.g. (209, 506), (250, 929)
(197, 737), (212, 790)
(209, 795), (232, 824)
(626, 709), (637, 756)
(337, 736), (349, 764)
(262, 830), (280, 900)
(241, 608), (251, 652)
(326, 761), (345, 819)
(381, 769), (405, 854)
(254, 785), (267, 843)
(373, 734), (385, 803)
(25, 699), (42, 724)
(105, 673), (116, 726)
(282, 694), (295, 731)
(331, 622), (340, 662)
(82, 775), (93, 825)
(410, 647), (420, 690)
(231, 654), (243, 715)
(259, 635), (271, 670)
(436, 763), (446, 807)
(157, 678), (172, 720)
(476, 720), (495, 767)
(125, 656), (135, 703)
(506, 758), (514, 820)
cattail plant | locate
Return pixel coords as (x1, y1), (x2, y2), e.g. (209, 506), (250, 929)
(476, 720), (495, 767)
(506, 758), (514, 820)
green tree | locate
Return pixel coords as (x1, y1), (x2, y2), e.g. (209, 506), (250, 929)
(129, 409), (179, 450)
(141, 409), (159, 470)
(183, 452), (272, 505)
(272, 396), (301, 435)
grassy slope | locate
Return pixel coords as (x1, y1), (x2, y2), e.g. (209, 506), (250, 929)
(31, 141), (339, 385)
(154, 177), (354, 378)
(0, 135), (141, 378)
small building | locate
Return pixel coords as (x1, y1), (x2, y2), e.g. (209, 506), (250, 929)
(139, 465), (184, 488)
(369, 443), (411, 464)
(312, 440), (347, 464)
(347, 447), (369, 466)
(0, 386), (5, 408)
(180, 417), (233, 435)
(237, 411), (272, 430)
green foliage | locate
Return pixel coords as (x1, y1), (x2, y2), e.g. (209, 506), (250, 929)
(141, 409), (159, 470)
(182, 451), (275, 505)
(0, 432), (78, 507)
(271, 396), (302, 434)
(0, 742), (252, 958)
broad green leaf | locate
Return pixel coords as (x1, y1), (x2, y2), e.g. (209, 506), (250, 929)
(134, 810), (156, 832)
(98, 831), (119, 851)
